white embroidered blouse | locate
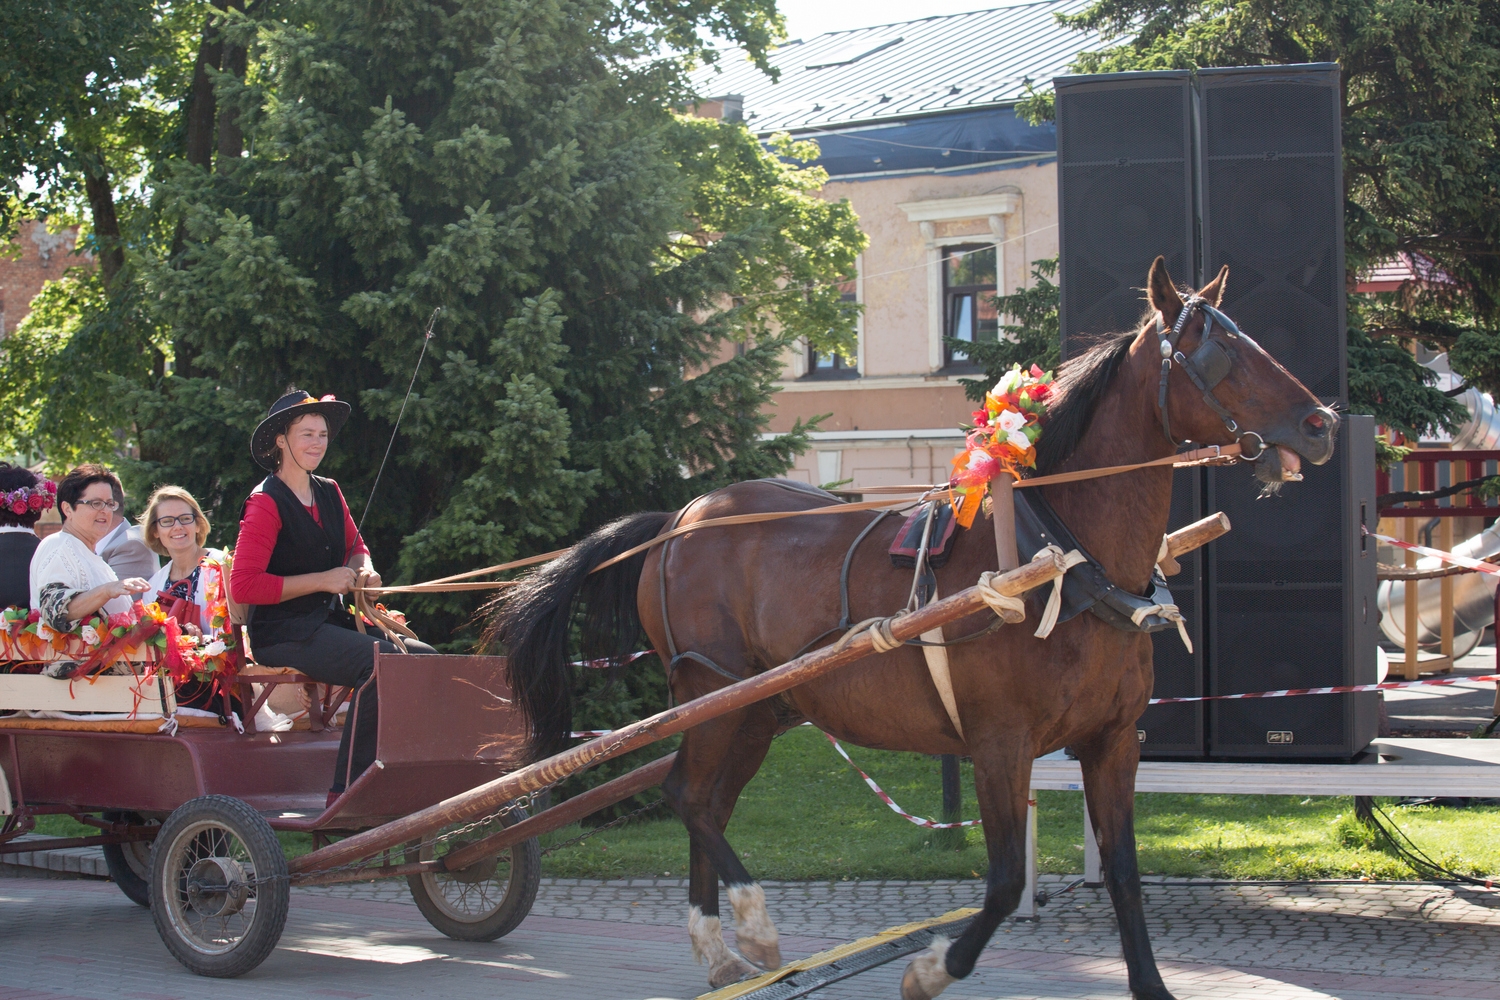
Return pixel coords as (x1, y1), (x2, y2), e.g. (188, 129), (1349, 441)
(29, 530), (133, 630)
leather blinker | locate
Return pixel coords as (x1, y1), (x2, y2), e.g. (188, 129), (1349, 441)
(1187, 338), (1232, 390)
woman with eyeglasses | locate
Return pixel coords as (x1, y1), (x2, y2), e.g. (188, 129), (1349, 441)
(141, 486), (224, 638)
(140, 485), (245, 714)
(29, 464), (151, 634)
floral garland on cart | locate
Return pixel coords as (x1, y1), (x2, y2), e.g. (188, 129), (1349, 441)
(1, 583), (242, 703)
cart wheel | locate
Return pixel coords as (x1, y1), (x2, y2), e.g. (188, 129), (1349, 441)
(149, 795), (288, 978)
(405, 805), (540, 941)
(102, 810), (159, 908)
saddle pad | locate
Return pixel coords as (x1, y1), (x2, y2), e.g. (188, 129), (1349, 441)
(889, 502), (958, 569)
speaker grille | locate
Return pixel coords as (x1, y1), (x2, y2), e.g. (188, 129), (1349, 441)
(1209, 587), (1373, 758)
(1140, 468), (1205, 757)
(1209, 458), (1344, 585)
(1199, 70), (1346, 404)
(1057, 75), (1194, 358)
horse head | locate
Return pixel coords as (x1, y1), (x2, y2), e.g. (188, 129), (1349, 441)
(1146, 256), (1338, 486)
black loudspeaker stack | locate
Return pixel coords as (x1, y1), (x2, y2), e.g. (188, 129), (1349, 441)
(1055, 64), (1380, 761)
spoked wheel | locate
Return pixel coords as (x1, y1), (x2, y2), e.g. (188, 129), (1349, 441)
(102, 810), (160, 908)
(149, 795), (289, 978)
(405, 805), (540, 941)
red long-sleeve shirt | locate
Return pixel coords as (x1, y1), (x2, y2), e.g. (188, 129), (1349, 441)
(230, 482), (370, 605)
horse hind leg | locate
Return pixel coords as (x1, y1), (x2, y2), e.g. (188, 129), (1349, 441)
(688, 855), (758, 988)
(705, 704), (781, 971)
(687, 834), (758, 987)
(664, 706), (781, 985)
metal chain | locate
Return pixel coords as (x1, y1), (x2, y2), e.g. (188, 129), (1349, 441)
(228, 727), (668, 891)
(539, 798), (666, 857)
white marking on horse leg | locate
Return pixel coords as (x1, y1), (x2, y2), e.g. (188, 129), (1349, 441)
(687, 905), (757, 988)
(727, 882), (783, 971)
(901, 937), (957, 1000)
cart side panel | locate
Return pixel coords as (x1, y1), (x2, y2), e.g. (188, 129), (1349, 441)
(188, 730), (339, 813)
(11, 732), (201, 813)
(323, 654), (528, 825)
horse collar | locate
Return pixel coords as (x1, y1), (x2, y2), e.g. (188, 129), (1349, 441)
(1155, 296), (1267, 462)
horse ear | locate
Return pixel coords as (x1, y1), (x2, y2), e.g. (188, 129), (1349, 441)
(1198, 264), (1229, 307)
(1146, 256), (1182, 328)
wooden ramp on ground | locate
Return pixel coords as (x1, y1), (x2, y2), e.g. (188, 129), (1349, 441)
(698, 907), (980, 1000)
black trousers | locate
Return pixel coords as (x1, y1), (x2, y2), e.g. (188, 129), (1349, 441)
(255, 623), (435, 792)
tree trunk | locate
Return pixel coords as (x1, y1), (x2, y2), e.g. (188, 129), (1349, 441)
(175, 0), (237, 377)
(83, 163), (124, 289)
(215, 0), (248, 172)
(183, 23), (224, 170)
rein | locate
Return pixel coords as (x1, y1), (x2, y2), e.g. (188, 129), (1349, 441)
(350, 440), (1243, 626)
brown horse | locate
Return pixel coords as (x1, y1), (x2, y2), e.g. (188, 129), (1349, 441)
(489, 259), (1337, 999)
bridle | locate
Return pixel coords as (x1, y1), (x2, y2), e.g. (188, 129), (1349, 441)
(1154, 295), (1269, 462)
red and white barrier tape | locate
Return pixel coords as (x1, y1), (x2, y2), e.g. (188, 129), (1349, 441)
(821, 732), (980, 830)
(575, 650), (654, 670)
(563, 724), (976, 829)
(1366, 526), (1500, 575)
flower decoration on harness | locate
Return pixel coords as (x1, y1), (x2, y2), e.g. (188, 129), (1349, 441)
(1, 479), (56, 516)
(948, 363), (1053, 528)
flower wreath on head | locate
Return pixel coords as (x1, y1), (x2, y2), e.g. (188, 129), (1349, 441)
(1, 479), (56, 517)
(949, 363), (1054, 528)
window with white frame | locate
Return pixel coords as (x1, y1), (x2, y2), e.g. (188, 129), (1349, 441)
(943, 244), (998, 366)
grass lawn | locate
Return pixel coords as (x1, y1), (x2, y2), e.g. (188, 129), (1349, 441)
(28, 726), (1500, 881)
(535, 726), (1500, 882)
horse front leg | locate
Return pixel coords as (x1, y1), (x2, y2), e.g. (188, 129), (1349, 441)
(901, 738), (1033, 1000)
(1076, 721), (1176, 1000)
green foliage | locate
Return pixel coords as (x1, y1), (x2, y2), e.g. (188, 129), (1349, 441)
(0, 269), (164, 467)
(1033, 0), (1500, 436)
(5, 0), (862, 693)
(1346, 321), (1465, 438)
(953, 258), (1062, 404)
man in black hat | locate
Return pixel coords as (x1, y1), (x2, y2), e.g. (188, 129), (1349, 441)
(231, 388), (434, 807)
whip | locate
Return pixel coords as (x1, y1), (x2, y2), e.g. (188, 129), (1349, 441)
(359, 306), (441, 534)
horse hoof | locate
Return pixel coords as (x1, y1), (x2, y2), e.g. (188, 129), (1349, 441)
(708, 954), (759, 989)
(728, 883), (782, 970)
(900, 938), (955, 1000)
(737, 936), (782, 972)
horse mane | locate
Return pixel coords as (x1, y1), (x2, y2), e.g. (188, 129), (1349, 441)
(1032, 326), (1139, 475)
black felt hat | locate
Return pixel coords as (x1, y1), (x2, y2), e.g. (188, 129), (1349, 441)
(250, 389), (352, 471)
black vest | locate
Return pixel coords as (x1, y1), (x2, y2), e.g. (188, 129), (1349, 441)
(244, 475), (356, 647)
(0, 531), (38, 610)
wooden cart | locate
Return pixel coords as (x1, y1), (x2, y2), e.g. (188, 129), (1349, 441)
(0, 547), (1070, 979)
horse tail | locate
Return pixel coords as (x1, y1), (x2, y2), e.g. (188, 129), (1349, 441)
(484, 511), (672, 761)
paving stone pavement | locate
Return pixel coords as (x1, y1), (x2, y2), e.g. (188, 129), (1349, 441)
(4, 866), (1500, 999)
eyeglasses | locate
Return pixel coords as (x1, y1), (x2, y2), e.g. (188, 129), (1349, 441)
(154, 513), (199, 529)
(75, 499), (120, 512)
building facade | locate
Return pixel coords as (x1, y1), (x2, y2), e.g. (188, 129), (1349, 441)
(691, 1), (1098, 489)
(0, 220), (89, 336)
